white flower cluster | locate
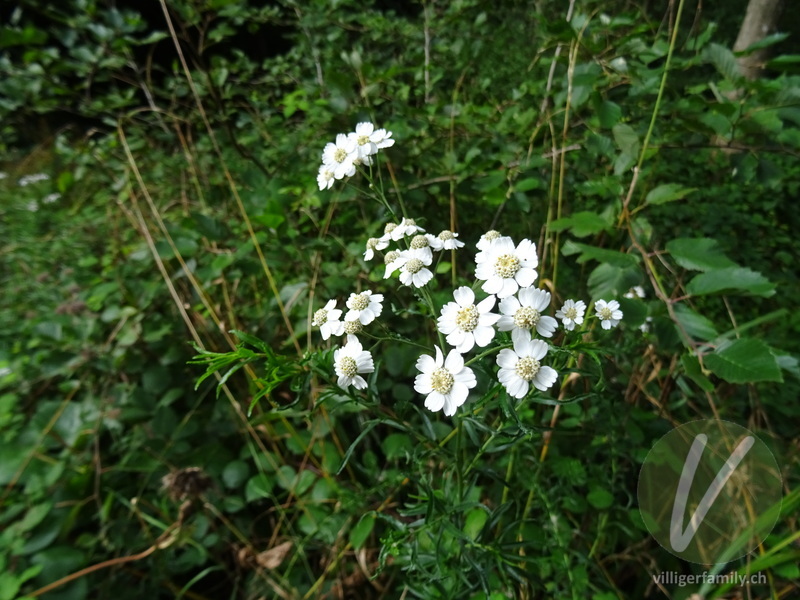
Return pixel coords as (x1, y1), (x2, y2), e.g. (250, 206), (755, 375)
(18, 173), (50, 187)
(317, 122), (395, 191)
(312, 227), (623, 416)
(365, 218), (466, 288)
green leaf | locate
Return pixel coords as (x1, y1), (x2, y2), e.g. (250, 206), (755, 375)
(681, 353), (714, 392)
(644, 183), (697, 206)
(549, 211), (611, 238)
(686, 267), (776, 298)
(463, 508), (488, 540)
(245, 473), (273, 502)
(705, 338), (783, 383)
(587, 488), (614, 509)
(222, 460), (250, 489)
(514, 177), (540, 192)
(673, 304), (718, 341)
(666, 238), (737, 271)
(737, 32), (789, 54)
(704, 43), (742, 82)
(350, 513), (375, 550)
(596, 99), (622, 129)
(587, 262), (639, 300)
(562, 241), (638, 267)
(612, 123), (640, 156)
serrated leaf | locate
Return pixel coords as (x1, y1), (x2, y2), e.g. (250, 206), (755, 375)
(666, 238), (737, 271)
(644, 183), (697, 205)
(705, 338), (782, 383)
(587, 262), (639, 300)
(596, 99), (622, 129)
(704, 43), (743, 81)
(687, 267), (776, 298)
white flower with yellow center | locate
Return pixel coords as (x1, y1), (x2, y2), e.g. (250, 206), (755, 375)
(371, 127), (395, 149)
(378, 221), (398, 243)
(383, 250), (402, 278)
(334, 339), (374, 390)
(496, 337), (558, 398)
(395, 249), (433, 288)
(555, 299), (587, 331)
(497, 288), (558, 338)
(476, 230), (503, 251)
(390, 217), (424, 241)
(407, 233), (442, 262)
(414, 346), (476, 416)
(317, 165), (335, 191)
(437, 230), (465, 250)
(311, 299), (344, 340)
(363, 237), (389, 261)
(349, 121), (380, 158)
(475, 237), (538, 299)
(595, 299), (623, 330)
(438, 286), (500, 353)
(345, 291), (384, 325)
(321, 134), (358, 179)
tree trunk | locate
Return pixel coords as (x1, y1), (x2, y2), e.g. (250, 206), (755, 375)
(733, 0), (785, 79)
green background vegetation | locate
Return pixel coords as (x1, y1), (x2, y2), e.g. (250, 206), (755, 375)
(1, 0), (798, 598)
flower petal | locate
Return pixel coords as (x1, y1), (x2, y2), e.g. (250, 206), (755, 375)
(453, 286), (474, 307)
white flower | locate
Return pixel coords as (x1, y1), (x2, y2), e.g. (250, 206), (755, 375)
(26, 201), (39, 212)
(555, 299), (586, 331)
(407, 233), (442, 262)
(595, 299), (623, 330)
(334, 339), (374, 390)
(396, 249), (434, 288)
(438, 286), (500, 353)
(349, 121), (379, 158)
(0, 172), (7, 180)
(475, 237), (538, 299)
(345, 291), (384, 325)
(383, 250), (402, 278)
(623, 286), (646, 299)
(371, 127), (395, 149)
(437, 230), (465, 250)
(476, 230), (503, 251)
(312, 300), (344, 340)
(640, 316), (653, 333)
(342, 318), (364, 337)
(321, 134), (358, 179)
(496, 337), (558, 398)
(18, 173), (49, 187)
(414, 346), (476, 416)
(378, 221), (398, 243)
(363, 237), (389, 261)
(391, 217), (423, 241)
(317, 165), (335, 191)
(497, 288), (558, 338)
(42, 193), (61, 204)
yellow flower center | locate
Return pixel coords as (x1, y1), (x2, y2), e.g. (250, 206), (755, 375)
(333, 148), (348, 163)
(357, 134), (370, 146)
(513, 307), (540, 330)
(384, 223), (397, 235)
(455, 306), (479, 332)
(312, 308), (328, 326)
(515, 357), (540, 381)
(494, 253), (520, 278)
(564, 306), (578, 320)
(484, 230), (501, 242)
(338, 356), (358, 377)
(599, 306), (613, 320)
(343, 320), (363, 335)
(350, 294), (370, 311)
(366, 238), (378, 250)
(405, 258), (424, 274)
(438, 230), (454, 241)
(410, 235), (429, 249)
(430, 368), (454, 394)
(384, 251), (399, 265)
